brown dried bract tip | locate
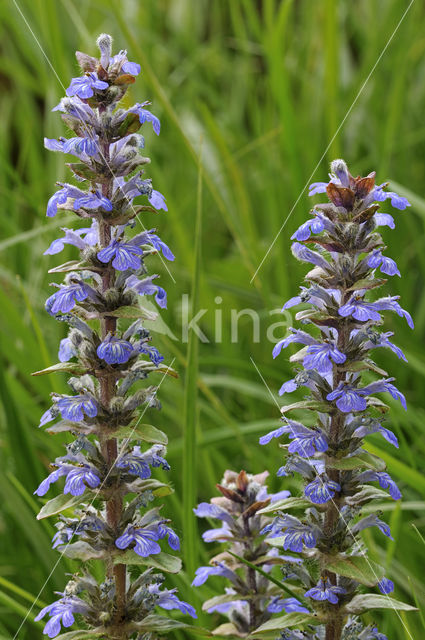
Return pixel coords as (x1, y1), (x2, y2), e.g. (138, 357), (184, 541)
(236, 470), (249, 493)
(216, 484), (244, 503)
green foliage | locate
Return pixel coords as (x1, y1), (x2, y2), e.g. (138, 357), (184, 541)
(0, 1), (425, 638)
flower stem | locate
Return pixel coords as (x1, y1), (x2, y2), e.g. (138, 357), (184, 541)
(99, 158), (126, 625)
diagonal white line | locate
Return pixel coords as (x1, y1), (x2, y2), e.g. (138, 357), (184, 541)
(250, 356), (414, 640)
(13, 358), (176, 638)
(11, 0), (176, 284)
(250, 0), (415, 283)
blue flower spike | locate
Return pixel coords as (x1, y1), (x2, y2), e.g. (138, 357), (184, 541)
(35, 33), (190, 639)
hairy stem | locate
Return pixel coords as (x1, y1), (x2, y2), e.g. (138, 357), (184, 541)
(98, 140), (126, 627)
(243, 516), (261, 631)
(324, 294), (349, 640)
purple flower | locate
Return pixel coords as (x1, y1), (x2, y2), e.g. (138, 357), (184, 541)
(46, 185), (82, 218)
(361, 378), (407, 410)
(352, 419), (399, 448)
(374, 212), (395, 229)
(148, 189), (168, 211)
(373, 188), (410, 210)
(367, 250), (400, 277)
(97, 240), (144, 271)
(129, 103), (161, 134)
(58, 338), (77, 362)
(115, 525), (161, 557)
(66, 72), (109, 99)
(259, 424), (289, 445)
(45, 282), (93, 314)
(138, 342), (164, 366)
(73, 190), (112, 212)
(304, 578), (346, 605)
(267, 596), (309, 614)
(97, 335), (135, 364)
(125, 274), (167, 308)
(262, 515), (317, 552)
(192, 564), (236, 587)
(34, 466), (68, 496)
(372, 296), (414, 329)
(287, 427), (328, 457)
(34, 462), (100, 497)
(378, 578), (394, 594)
(44, 223), (99, 255)
(272, 329), (315, 359)
(308, 182), (328, 196)
(158, 523), (180, 550)
(143, 230), (174, 260)
(358, 471), (402, 500)
(351, 514), (393, 540)
(327, 383), (367, 412)
(303, 342), (346, 374)
(339, 298), (382, 323)
(291, 217), (325, 241)
(278, 378), (299, 395)
(52, 97), (96, 124)
(305, 477), (340, 504)
(193, 502), (234, 526)
(291, 242), (330, 271)
(361, 330), (407, 362)
(122, 60), (141, 75)
(63, 466), (100, 496)
(35, 596), (89, 638)
(44, 136), (98, 158)
(148, 584), (197, 618)
(117, 445), (169, 479)
(56, 394), (98, 422)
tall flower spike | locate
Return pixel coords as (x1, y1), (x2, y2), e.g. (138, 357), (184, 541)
(258, 160), (416, 639)
(193, 469), (309, 637)
(34, 36), (194, 638)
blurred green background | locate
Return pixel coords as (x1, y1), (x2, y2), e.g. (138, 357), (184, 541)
(1, 0), (425, 638)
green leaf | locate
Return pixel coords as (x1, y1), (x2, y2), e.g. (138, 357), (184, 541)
(66, 162), (99, 181)
(36, 492), (91, 520)
(132, 614), (188, 633)
(57, 541), (104, 561)
(118, 112), (141, 136)
(48, 260), (89, 274)
(325, 555), (385, 587)
(252, 612), (317, 634)
(115, 422), (168, 445)
(281, 400), (331, 414)
(327, 451), (386, 472)
(346, 485), (393, 505)
(347, 277), (386, 291)
(55, 631), (103, 639)
(346, 594), (417, 614)
(32, 362), (86, 376)
(114, 551), (182, 573)
(258, 496), (311, 514)
(105, 305), (158, 321)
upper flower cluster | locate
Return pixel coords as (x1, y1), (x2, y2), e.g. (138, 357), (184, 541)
(257, 160), (415, 639)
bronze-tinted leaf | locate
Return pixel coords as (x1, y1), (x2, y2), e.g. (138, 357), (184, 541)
(326, 183), (355, 209)
(114, 73), (136, 86)
(355, 175), (375, 198)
